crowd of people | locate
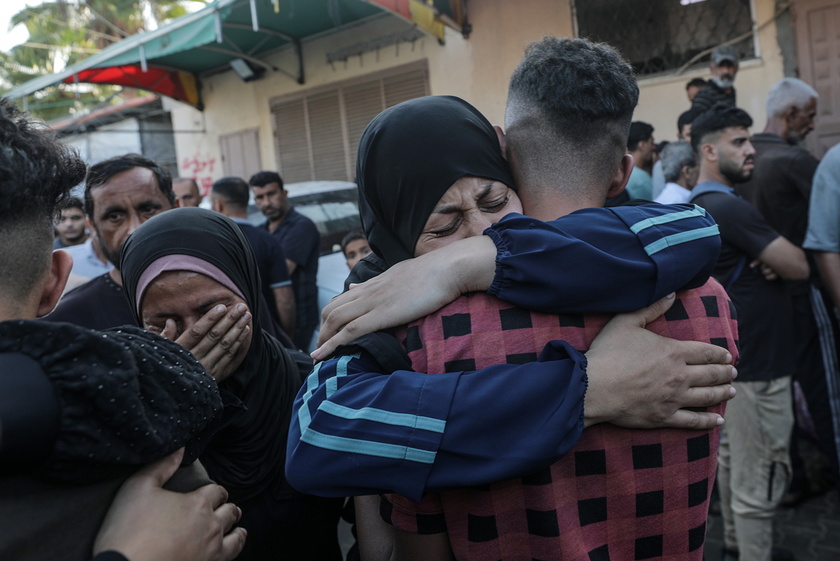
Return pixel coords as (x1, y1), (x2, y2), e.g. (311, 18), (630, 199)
(0, 33), (837, 561)
(592, 43), (837, 561)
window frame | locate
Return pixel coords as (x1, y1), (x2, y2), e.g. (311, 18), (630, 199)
(570, 0), (760, 79)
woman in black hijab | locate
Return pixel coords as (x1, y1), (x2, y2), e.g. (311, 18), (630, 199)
(121, 207), (343, 561)
(356, 95), (517, 268)
(301, 95), (525, 559)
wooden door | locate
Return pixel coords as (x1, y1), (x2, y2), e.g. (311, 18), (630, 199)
(796, 0), (840, 157)
(219, 128), (262, 180)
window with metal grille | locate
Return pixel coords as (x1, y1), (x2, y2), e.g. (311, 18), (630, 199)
(270, 62), (429, 183)
(573, 0), (756, 76)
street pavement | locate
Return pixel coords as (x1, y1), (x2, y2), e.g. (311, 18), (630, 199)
(704, 486), (840, 560)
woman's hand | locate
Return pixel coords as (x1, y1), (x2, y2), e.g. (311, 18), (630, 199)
(161, 304), (252, 382)
(583, 293), (737, 430)
(313, 237), (497, 361)
(93, 449), (247, 561)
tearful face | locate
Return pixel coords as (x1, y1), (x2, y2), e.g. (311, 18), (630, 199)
(140, 270), (253, 373)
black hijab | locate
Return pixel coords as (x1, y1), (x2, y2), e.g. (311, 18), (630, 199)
(120, 207), (300, 503)
(356, 95), (517, 267)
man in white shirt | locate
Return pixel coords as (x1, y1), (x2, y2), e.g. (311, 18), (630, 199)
(655, 140), (698, 204)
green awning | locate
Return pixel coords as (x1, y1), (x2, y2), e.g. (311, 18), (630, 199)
(6, 0), (417, 108)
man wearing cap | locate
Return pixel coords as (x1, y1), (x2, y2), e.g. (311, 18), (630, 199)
(692, 45), (739, 113)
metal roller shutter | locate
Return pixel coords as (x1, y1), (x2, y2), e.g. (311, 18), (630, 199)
(270, 62), (428, 182)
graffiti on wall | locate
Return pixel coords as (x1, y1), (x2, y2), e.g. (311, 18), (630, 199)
(181, 153), (217, 196)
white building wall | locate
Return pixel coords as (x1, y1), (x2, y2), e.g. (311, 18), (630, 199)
(164, 97), (223, 195)
(167, 0), (783, 182)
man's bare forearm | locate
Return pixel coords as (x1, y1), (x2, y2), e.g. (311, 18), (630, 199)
(272, 285), (297, 338)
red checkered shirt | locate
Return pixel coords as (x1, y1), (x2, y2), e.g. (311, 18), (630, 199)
(383, 280), (737, 561)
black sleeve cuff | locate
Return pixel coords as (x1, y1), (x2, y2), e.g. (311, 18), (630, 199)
(0, 352), (61, 472)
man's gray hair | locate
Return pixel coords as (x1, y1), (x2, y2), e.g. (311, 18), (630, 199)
(766, 78), (818, 118)
(660, 141), (696, 183)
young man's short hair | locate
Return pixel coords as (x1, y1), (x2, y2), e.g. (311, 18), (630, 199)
(691, 103), (753, 153)
(55, 196), (85, 220)
(0, 98), (87, 302)
(678, 108), (703, 136)
(508, 37), (639, 144)
(686, 77), (707, 92)
(249, 171), (284, 189)
(504, 37), (639, 193)
(212, 177), (250, 209)
(627, 122), (654, 152)
(341, 230), (366, 255)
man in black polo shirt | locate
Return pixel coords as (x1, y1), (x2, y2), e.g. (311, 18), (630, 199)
(690, 104), (808, 561)
(249, 171), (320, 351)
(211, 176), (296, 341)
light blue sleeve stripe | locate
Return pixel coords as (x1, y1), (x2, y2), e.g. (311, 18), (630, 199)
(630, 205), (707, 234)
(305, 361), (324, 395)
(300, 428), (437, 464)
(325, 354), (355, 399)
(301, 360), (325, 408)
(296, 361), (325, 430)
(318, 400), (446, 433)
(643, 225), (720, 256)
(295, 352), (446, 460)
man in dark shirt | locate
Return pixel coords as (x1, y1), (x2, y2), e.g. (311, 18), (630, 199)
(44, 154), (177, 330)
(691, 45), (739, 113)
(735, 79), (840, 489)
(690, 104), (808, 561)
(249, 171), (320, 351)
(736, 78), (819, 235)
(211, 177), (297, 340)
